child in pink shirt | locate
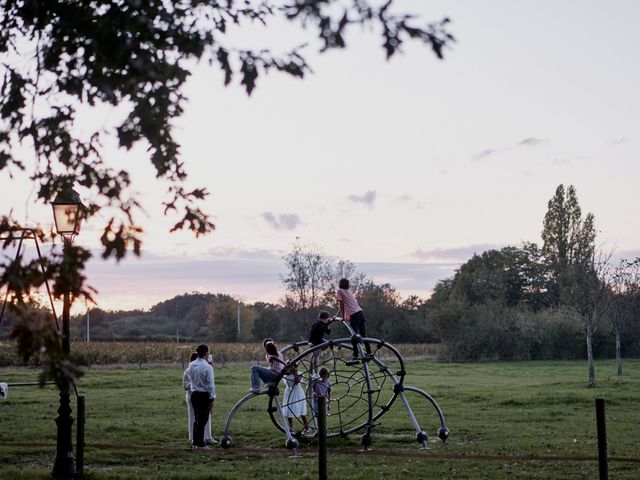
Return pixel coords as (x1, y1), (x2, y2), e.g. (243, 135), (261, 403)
(336, 278), (372, 360)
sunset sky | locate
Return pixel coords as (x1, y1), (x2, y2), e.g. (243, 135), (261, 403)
(3, 1), (639, 312)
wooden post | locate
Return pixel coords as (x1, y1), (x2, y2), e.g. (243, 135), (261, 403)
(76, 395), (85, 475)
(595, 398), (608, 480)
(318, 396), (327, 480)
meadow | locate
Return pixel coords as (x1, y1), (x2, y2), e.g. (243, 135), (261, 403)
(1, 357), (639, 479)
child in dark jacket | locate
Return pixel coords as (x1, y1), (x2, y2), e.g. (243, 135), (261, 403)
(308, 310), (335, 375)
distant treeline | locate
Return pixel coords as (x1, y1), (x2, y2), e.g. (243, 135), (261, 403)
(2, 185), (638, 365)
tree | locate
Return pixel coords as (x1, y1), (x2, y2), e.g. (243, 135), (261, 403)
(0, 1), (454, 378)
(609, 258), (640, 380)
(205, 293), (239, 342)
(541, 184), (597, 303)
(564, 251), (612, 387)
(280, 241), (332, 332)
(251, 302), (281, 342)
(322, 258), (368, 306)
(541, 184), (604, 387)
(356, 280), (400, 340)
(427, 244), (552, 309)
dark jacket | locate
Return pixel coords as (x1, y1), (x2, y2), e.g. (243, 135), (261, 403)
(308, 320), (331, 345)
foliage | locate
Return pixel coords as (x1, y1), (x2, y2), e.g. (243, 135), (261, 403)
(428, 244), (553, 310)
(424, 184), (640, 370)
(8, 309), (85, 389)
(251, 302), (281, 341)
(0, 0), (454, 388)
(608, 257), (640, 378)
(279, 243), (433, 342)
(280, 240), (333, 331)
(541, 184), (597, 305)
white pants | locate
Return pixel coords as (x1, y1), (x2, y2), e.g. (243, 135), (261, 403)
(186, 391), (212, 441)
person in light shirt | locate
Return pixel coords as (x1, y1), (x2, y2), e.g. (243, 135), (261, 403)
(336, 278), (372, 361)
(185, 344), (216, 449)
(183, 351), (216, 446)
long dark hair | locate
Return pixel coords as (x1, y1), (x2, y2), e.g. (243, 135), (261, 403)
(265, 341), (279, 356)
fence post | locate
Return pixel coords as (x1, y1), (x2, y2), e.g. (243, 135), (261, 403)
(76, 395), (85, 476)
(318, 396), (327, 480)
(595, 398), (608, 480)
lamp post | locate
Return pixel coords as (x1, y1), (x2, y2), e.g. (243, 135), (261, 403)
(51, 187), (84, 479)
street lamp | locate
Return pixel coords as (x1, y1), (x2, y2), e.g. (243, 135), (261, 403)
(51, 187), (84, 479)
(51, 188), (84, 242)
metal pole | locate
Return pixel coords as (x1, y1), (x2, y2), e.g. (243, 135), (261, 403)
(86, 308), (90, 342)
(596, 398), (608, 480)
(53, 242), (76, 479)
(318, 396), (327, 480)
(237, 303), (241, 339)
(76, 395), (85, 475)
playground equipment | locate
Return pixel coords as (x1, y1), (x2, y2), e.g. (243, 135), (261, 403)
(221, 319), (449, 450)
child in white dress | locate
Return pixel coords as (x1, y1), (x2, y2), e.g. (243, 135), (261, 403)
(283, 365), (311, 434)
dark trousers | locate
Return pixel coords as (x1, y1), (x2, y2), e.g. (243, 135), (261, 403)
(191, 391), (210, 447)
(350, 310), (372, 357)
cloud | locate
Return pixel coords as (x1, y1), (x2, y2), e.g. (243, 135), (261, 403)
(261, 212), (301, 231)
(608, 137), (628, 146)
(84, 252), (463, 310)
(552, 155), (587, 166)
(517, 137), (548, 147)
(472, 137), (548, 161)
(203, 247), (282, 261)
(472, 148), (499, 161)
(409, 243), (504, 262)
(552, 157), (572, 166)
(613, 249), (640, 262)
(358, 261), (459, 295)
(396, 194), (413, 202)
(347, 190), (376, 208)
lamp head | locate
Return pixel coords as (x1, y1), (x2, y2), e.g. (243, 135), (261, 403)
(51, 188), (84, 242)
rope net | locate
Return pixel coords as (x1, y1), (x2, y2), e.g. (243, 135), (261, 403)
(273, 340), (402, 437)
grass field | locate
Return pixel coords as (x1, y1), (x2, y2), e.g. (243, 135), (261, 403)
(1, 358), (639, 479)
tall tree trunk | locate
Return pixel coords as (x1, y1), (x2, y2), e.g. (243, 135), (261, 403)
(586, 321), (596, 388)
(615, 330), (623, 380)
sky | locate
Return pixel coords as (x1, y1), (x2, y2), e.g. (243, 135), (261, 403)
(2, 0), (639, 312)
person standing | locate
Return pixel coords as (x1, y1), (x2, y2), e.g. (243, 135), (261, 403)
(311, 367), (332, 425)
(183, 352), (216, 445)
(336, 278), (372, 360)
(186, 344), (216, 449)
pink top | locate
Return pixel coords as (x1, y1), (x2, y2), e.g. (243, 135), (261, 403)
(266, 352), (285, 374)
(336, 288), (361, 319)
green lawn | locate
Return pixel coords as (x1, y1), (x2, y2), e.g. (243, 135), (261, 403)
(1, 359), (639, 479)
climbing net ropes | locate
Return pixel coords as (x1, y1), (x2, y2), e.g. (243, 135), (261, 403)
(221, 320), (449, 450)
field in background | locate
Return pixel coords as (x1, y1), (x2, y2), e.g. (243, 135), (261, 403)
(0, 341), (439, 367)
(1, 359), (639, 479)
